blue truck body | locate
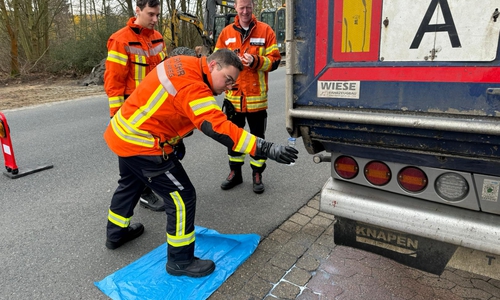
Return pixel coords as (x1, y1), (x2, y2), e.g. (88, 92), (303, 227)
(286, 0), (500, 277)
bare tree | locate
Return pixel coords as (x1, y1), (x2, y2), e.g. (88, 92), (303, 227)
(0, 0), (20, 75)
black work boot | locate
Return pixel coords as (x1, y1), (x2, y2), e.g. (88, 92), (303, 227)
(220, 169), (243, 190)
(253, 172), (265, 194)
(105, 223), (144, 250)
(139, 188), (165, 212)
(166, 257), (215, 277)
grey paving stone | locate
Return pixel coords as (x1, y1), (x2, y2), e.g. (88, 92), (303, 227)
(207, 290), (226, 300)
(305, 243), (332, 260)
(295, 254), (321, 272)
(258, 237), (284, 254)
(318, 211), (335, 220)
(268, 228), (293, 244)
(440, 269), (474, 288)
(242, 275), (274, 299)
(316, 231), (335, 248)
(298, 205), (318, 218)
(296, 288), (320, 300)
(256, 263), (288, 283)
(416, 275), (456, 289)
(307, 198), (320, 210)
(270, 251), (299, 271)
(301, 223), (326, 238)
(284, 266), (312, 286)
(310, 215), (333, 228)
(245, 248), (274, 266)
(288, 232), (318, 248)
(471, 278), (500, 298)
(214, 272), (247, 297)
(450, 284), (492, 299)
(279, 220), (303, 233)
(270, 281), (301, 299)
(289, 213), (311, 226)
(281, 240), (308, 257)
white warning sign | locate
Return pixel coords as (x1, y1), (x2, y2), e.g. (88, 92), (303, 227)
(482, 179), (499, 202)
(318, 81), (360, 99)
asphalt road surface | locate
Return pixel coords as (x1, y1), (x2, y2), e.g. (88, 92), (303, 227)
(0, 67), (330, 299)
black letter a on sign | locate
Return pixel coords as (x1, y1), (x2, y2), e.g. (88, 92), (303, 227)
(410, 0), (461, 49)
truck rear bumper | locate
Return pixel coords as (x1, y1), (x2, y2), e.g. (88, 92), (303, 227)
(320, 177), (500, 256)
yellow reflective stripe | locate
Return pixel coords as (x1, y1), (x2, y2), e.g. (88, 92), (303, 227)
(228, 154), (246, 162)
(234, 131), (256, 154)
(246, 101), (267, 110)
(260, 56), (271, 71)
(189, 97), (220, 116)
(107, 208), (131, 228)
(166, 230), (195, 247)
(134, 54), (146, 64)
(111, 110), (156, 147)
(107, 50), (127, 66)
(109, 96), (124, 108)
(265, 44), (279, 55)
(250, 157), (266, 167)
(129, 85), (168, 125)
(170, 191), (186, 236)
(225, 93), (240, 102)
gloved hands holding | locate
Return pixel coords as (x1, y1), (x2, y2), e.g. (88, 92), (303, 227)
(173, 140), (186, 160)
(256, 138), (299, 165)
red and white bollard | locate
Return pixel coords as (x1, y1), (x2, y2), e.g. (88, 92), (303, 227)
(0, 112), (53, 179)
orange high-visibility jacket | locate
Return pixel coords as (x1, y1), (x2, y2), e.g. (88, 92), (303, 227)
(104, 17), (167, 117)
(103, 56), (258, 158)
(215, 15), (281, 113)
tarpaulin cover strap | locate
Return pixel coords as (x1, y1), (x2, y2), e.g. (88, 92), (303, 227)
(94, 226), (260, 300)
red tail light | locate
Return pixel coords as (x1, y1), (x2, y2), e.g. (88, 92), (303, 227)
(398, 167), (428, 192)
(334, 156), (358, 179)
(364, 161), (391, 186)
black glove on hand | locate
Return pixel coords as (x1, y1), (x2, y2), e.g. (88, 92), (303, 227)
(173, 140), (186, 160)
(222, 99), (236, 120)
(256, 138), (299, 164)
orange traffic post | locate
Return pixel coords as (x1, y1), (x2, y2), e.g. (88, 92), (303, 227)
(0, 112), (53, 179)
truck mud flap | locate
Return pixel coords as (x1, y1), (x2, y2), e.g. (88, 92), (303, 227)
(334, 217), (457, 275)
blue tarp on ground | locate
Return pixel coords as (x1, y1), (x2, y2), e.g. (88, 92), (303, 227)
(94, 226), (260, 300)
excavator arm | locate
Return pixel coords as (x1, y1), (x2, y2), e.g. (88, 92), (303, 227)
(170, 0), (236, 55)
(171, 9), (213, 53)
(204, 0), (235, 43)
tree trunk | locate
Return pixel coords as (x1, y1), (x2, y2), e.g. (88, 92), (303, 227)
(0, 0), (20, 76)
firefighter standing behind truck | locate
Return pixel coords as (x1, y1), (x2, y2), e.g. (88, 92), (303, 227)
(215, 0), (281, 194)
(102, 49), (298, 277)
(104, 0), (167, 211)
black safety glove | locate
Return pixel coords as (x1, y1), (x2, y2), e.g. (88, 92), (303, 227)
(173, 140), (186, 160)
(255, 138), (299, 164)
(222, 99), (236, 120)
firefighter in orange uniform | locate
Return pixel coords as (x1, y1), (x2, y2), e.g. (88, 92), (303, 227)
(104, 0), (167, 211)
(103, 49), (298, 278)
(215, 0), (281, 194)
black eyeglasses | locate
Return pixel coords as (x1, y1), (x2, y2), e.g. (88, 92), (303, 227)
(217, 63), (236, 86)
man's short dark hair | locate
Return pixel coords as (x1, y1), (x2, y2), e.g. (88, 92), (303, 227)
(208, 49), (244, 71)
(137, 0), (160, 9)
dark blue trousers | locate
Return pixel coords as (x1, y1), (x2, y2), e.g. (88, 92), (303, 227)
(107, 154), (196, 262)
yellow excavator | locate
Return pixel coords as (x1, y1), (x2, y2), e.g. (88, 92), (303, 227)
(170, 0), (236, 55)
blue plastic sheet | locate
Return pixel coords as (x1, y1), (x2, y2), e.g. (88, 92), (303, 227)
(94, 226), (260, 300)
